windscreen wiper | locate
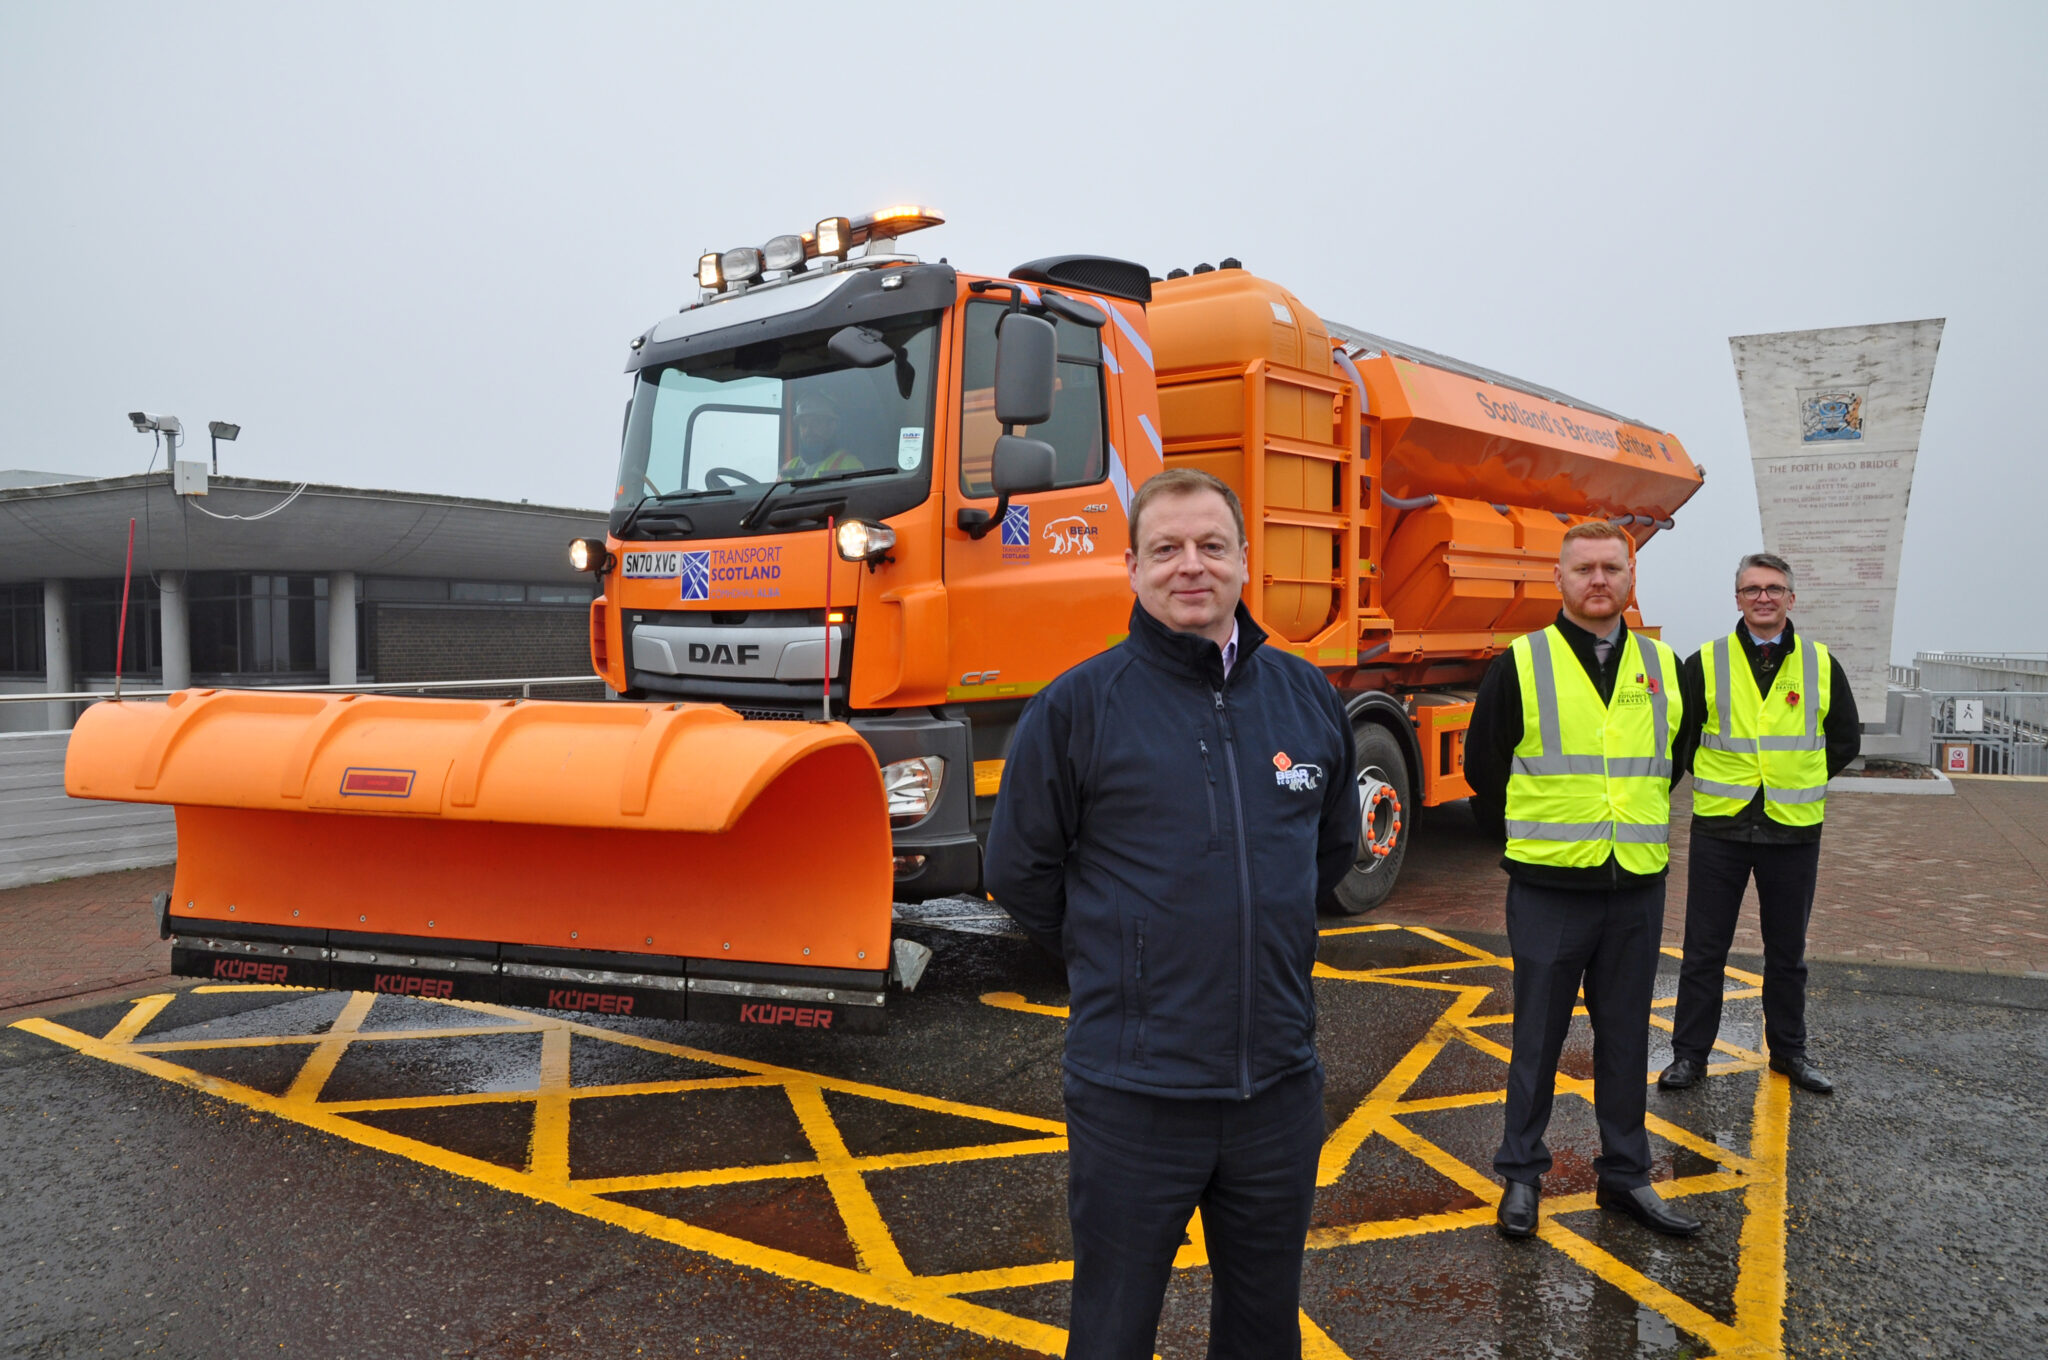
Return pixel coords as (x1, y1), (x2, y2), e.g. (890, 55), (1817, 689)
(617, 486), (734, 536)
(738, 464), (898, 529)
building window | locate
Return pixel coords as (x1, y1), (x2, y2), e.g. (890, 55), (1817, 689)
(0, 583), (44, 675)
(70, 579), (160, 678)
(188, 573), (328, 676)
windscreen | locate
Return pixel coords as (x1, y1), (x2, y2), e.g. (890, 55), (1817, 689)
(615, 313), (940, 509)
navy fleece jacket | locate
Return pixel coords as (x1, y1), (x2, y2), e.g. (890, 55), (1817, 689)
(985, 600), (1357, 1099)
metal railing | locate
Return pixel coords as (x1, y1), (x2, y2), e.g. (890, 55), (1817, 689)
(0, 676), (609, 705)
(1888, 664), (1920, 688)
(1927, 690), (2048, 776)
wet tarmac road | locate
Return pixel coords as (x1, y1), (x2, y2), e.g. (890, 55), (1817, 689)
(3, 915), (2044, 1358)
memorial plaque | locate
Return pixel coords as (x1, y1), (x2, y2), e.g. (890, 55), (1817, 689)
(1729, 319), (1944, 715)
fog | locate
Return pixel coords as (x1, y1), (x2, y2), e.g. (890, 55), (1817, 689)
(4, 2), (2042, 661)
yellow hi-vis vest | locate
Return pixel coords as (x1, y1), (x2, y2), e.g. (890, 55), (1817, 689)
(1504, 626), (1682, 874)
(1691, 631), (1832, 827)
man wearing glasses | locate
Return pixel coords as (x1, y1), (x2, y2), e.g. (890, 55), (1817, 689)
(1661, 553), (1860, 1096)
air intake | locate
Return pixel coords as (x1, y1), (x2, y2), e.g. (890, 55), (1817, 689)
(1010, 255), (1153, 305)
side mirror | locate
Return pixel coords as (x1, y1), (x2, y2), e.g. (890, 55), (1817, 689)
(993, 313), (1057, 426)
(828, 324), (895, 369)
(959, 435), (1058, 542)
(991, 436), (1056, 495)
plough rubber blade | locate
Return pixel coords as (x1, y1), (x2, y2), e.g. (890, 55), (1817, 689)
(66, 691), (895, 1031)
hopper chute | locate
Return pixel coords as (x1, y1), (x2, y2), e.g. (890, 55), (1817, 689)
(65, 690), (895, 1028)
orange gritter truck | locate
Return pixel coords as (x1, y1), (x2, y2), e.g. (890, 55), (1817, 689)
(64, 206), (1704, 1032)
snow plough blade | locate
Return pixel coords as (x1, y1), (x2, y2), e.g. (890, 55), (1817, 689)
(65, 690), (895, 1031)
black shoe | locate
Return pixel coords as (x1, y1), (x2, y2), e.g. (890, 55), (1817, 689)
(1770, 1054), (1834, 1093)
(1595, 1183), (1703, 1237)
(1496, 1180), (1540, 1239)
(1658, 1057), (1704, 1090)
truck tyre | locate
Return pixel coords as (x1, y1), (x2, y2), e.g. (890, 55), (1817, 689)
(1329, 721), (1410, 915)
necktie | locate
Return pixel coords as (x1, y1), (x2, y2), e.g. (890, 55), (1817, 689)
(1757, 642), (1775, 668)
(1594, 638), (1613, 668)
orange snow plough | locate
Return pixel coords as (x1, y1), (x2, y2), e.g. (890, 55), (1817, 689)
(66, 688), (894, 1029)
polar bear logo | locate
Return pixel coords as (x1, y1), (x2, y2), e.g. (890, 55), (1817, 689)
(1042, 516), (1099, 555)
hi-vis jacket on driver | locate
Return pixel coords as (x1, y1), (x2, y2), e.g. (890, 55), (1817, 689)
(986, 600), (1357, 1100)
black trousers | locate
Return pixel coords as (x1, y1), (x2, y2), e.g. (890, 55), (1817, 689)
(1672, 831), (1822, 1064)
(1062, 1066), (1325, 1360)
(1494, 877), (1663, 1189)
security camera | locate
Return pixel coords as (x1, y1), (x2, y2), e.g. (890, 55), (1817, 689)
(128, 412), (182, 435)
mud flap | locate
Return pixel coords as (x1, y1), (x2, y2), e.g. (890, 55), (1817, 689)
(68, 691), (895, 1024)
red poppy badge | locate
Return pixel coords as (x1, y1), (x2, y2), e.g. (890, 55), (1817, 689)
(1786, 690), (1800, 705)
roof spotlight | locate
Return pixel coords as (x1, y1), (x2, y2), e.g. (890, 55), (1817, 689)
(720, 246), (764, 286)
(762, 234), (807, 272)
(815, 216), (852, 260)
(698, 251), (725, 292)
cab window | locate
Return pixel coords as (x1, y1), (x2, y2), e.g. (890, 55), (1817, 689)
(958, 301), (1107, 496)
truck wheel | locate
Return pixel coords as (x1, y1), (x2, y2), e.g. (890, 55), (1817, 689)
(1330, 721), (1410, 915)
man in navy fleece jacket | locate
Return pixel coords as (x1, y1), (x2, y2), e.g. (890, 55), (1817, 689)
(986, 468), (1357, 1360)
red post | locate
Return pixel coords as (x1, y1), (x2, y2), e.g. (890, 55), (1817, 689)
(114, 517), (136, 698)
(822, 516), (834, 723)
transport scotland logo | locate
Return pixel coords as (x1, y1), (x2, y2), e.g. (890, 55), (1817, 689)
(1000, 503), (1031, 561)
(679, 551), (711, 601)
(1001, 503), (1030, 546)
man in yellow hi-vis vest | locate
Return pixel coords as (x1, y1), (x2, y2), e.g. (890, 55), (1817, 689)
(1660, 553), (1860, 1096)
(1466, 521), (1702, 1240)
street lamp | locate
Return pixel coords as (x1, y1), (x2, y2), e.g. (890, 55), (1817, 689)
(207, 420), (240, 476)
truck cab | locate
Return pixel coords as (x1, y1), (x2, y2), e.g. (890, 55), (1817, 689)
(587, 210), (1163, 901)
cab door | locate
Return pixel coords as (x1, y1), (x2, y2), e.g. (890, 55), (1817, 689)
(942, 297), (1131, 706)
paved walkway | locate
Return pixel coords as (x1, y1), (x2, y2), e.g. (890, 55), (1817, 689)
(1392, 776), (2048, 976)
(2, 778), (2044, 1014)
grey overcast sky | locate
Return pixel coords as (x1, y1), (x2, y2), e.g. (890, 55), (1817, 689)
(2, 2), (2042, 661)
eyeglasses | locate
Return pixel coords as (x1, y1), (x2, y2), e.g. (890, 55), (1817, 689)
(1737, 585), (1791, 601)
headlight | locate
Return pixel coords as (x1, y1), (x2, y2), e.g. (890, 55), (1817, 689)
(569, 538), (611, 573)
(882, 756), (945, 826)
(697, 251), (724, 292)
(836, 518), (896, 562)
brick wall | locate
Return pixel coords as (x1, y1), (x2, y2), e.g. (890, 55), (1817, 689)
(368, 604), (593, 683)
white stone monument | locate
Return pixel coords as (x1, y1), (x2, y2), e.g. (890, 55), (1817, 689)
(1729, 319), (1944, 716)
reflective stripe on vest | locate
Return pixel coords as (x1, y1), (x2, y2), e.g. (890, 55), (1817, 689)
(1691, 632), (1831, 826)
(1503, 626), (1680, 874)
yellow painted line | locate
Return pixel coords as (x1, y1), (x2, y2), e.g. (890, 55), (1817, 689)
(16, 1010), (1076, 1356)
(528, 1024), (572, 1183)
(104, 992), (175, 1045)
(13, 923), (1796, 1359)
(1312, 965), (1474, 994)
(192, 984), (321, 994)
(1316, 922), (1404, 937)
(1537, 1217), (1756, 1355)
(979, 991), (1070, 1018)
(574, 1136), (1069, 1197)
(1400, 925), (1501, 962)
(1735, 1059), (1792, 1353)
(1317, 985), (1490, 1187)
(1300, 1307), (1351, 1359)
(132, 1023), (546, 1053)
(1661, 945), (1764, 987)
(1172, 1203), (1208, 1269)
(786, 1081), (912, 1279)
(284, 991), (374, 1104)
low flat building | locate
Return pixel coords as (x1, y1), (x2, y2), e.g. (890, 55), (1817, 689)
(0, 471), (607, 731)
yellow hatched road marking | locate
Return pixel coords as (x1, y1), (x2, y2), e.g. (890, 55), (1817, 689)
(18, 924), (1797, 1358)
